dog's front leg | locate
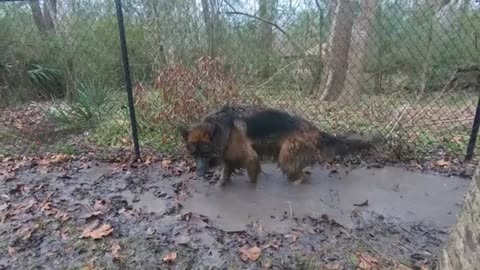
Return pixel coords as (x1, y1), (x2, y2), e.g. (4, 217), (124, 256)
(217, 162), (233, 186)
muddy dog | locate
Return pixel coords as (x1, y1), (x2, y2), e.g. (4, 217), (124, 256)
(180, 104), (381, 186)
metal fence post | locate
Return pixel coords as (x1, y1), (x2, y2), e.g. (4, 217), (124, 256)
(465, 74), (480, 161)
(114, 0), (141, 160)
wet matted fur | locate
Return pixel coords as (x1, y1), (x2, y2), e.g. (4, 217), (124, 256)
(180, 104), (381, 185)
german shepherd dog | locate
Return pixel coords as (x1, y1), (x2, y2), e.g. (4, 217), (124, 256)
(180, 104), (381, 186)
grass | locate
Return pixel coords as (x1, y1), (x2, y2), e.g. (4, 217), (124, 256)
(55, 143), (79, 155)
(47, 81), (116, 130)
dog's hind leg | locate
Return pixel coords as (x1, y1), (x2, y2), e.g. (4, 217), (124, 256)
(278, 135), (317, 184)
(245, 151), (261, 183)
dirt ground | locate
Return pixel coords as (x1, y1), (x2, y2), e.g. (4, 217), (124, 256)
(0, 155), (472, 270)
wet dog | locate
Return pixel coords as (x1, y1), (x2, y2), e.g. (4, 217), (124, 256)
(180, 104), (381, 185)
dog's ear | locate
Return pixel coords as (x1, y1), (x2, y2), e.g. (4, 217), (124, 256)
(178, 125), (189, 141)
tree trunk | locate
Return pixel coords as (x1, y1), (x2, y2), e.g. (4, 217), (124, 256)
(29, 0), (56, 37)
(201, 0), (215, 58)
(258, 0), (277, 78)
(437, 0), (468, 30)
(319, 0), (354, 101)
(374, 2), (384, 94)
(418, 15), (435, 97)
(437, 163), (480, 270)
(339, 0), (378, 103)
(42, 0), (55, 33)
(419, 1), (448, 97)
(309, 0), (326, 95)
(30, 1), (48, 37)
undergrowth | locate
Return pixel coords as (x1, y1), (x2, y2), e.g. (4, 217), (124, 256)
(2, 56), (471, 162)
(47, 81), (116, 130)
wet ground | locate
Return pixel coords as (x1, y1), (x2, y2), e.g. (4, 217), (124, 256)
(0, 158), (472, 269)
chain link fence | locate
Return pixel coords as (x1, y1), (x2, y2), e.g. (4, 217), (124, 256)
(1, 0), (479, 160)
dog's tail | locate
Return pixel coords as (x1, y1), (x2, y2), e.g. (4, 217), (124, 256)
(318, 131), (384, 157)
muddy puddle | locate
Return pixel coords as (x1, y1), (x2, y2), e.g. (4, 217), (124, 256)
(120, 189), (170, 214)
(175, 164), (470, 232)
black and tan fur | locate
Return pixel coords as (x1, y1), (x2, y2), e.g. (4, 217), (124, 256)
(180, 104), (381, 185)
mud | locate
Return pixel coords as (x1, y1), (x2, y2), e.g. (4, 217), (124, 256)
(182, 164), (468, 231)
(0, 160), (472, 269)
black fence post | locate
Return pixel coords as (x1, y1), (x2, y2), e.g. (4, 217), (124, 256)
(114, 0), (141, 160)
(465, 74), (480, 161)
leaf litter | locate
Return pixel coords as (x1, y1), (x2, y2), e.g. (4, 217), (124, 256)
(80, 221), (113, 240)
(239, 245), (262, 262)
(0, 153), (457, 269)
(163, 252), (177, 263)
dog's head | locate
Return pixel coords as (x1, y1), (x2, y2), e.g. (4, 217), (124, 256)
(179, 123), (221, 177)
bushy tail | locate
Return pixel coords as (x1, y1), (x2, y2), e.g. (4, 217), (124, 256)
(318, 131), (383, 157)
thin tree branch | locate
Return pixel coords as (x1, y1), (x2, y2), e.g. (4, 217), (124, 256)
(225, 11), (288, 37)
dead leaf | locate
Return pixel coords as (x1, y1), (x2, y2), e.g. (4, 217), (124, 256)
(146, 227), (156, 235)
(0, 203), (10, 211)
(286, 233), (299, 243)
(111, 241), (122, 259)
(61, 230), (70, 240)
(51, 154), (71, 164)
(182, 212), (209, 228)
(14, 198), (37, 215)
(34, 183), (47, 191)
(55, 211), (70, 222)
(451, 136), (463, 144)
(434, 159), (450, 168)
(83, 211), (103, 219)
(272, 242), (280, 250)
(239, 245), (262, 262)
(93, 199), (109, 212)
(325, 262), (343, 270)
(82, 263), (96, 270)
(40, 201), (58, 216)
(39, 167), (50, 175)
(18, 224), (39, 240)
(143, 155), (158, 165)
(161, 159), (172, 169)
(163, 252), (177, 263)
(0, 170), (16, 182)
(80, 223), (113, 240)
(8, 246), (16, 256)
(357, 253), (379, 270)
(394, 263), (413, 270)
(46, 252), (56, 257)
(11, 184), (30, 195)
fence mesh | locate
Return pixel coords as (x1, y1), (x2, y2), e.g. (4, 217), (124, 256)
(1, 0), (479, 160)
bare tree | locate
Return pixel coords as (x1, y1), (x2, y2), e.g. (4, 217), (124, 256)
(319, 0), (354, 101)
(201, 0), (216, 58)
(437, 164), (480, 269)
(258, 0), (277, 78)
(29, 0), (57, 37)
(418, 0), (448, 96)
(339, 0), (378, 102)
